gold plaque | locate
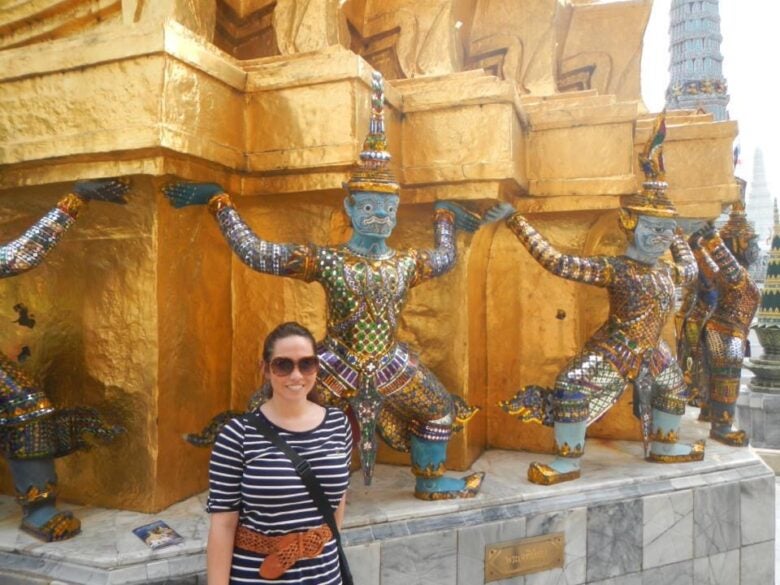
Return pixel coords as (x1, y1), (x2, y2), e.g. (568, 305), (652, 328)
(485, 532), (565, 582)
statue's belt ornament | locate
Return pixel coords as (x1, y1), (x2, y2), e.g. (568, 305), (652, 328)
(318, 338), (418, 399)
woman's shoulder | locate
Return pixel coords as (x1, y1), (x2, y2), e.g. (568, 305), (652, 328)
(323, 407), (352, 434)
(217, 414), (249, 442)
(323, 406), (351, 429)
(323, 406), (348, 421)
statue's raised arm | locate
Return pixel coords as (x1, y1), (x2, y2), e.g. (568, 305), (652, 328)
(669, 231), (698, 286)
(163, 182), (317, 281)
(1, 179), (128, 279)
(505, 211), (614, 287)
(406, 201), (482, 287)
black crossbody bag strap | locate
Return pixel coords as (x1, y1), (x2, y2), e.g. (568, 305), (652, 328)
(244, 413), (354, 585)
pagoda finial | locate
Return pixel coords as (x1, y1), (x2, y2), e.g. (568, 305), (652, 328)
(344, 71), (399, 196)
(621, 113), (677, 222)
(666, 0), (730, 121)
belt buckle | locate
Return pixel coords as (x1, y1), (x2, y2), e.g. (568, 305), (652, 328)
(258, 533), (299, 580)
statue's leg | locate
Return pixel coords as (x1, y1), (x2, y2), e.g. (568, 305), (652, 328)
(528, 351), (625, 485)
(705, 327), (749, 446)
(386, 365), (484, 500)
(681, 316), (710, 416)
(376, 403), (411, 452)
(2, 418), (81, 542)
(647, 361), (706, 462)
(1, 353), (120, 540)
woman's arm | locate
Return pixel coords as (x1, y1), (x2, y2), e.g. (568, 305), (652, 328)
(207, 511), (239, 585)
(206, 417), (245, 585)
(334, 492), (347, 530)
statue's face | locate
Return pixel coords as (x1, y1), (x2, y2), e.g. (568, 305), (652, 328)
(743, 237), (760, 267)
(344, 192), (399, 239)
(632, 215), (677, 260)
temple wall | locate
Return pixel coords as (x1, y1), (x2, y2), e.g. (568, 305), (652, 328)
(0, 0), (741, 511)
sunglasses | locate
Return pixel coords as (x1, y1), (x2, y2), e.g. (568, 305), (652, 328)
(269, 356), (319, 377)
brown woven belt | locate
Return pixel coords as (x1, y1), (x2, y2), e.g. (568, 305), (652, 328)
(235, 524), (333, 579)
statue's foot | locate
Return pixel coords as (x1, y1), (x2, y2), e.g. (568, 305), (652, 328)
(527, 459), (581, 486)
(710, 427), (749, 447)
(414, 472), (485, 501)
(21, 506), (81, 542)
(647, 439), (706, 463)
(698, 405), (711, 422)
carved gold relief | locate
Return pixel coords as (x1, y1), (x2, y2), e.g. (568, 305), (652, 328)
(556, 0), (652, 100)
(214, 0), (279, 59)
(465, 0), (559, 94)
(214, 0), (348, 60)
(0, 0), (122, 51)
(345, 0), (472, 79)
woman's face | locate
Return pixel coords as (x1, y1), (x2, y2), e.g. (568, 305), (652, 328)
(265, 335), (318, 403)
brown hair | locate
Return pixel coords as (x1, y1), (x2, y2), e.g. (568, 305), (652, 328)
(262, 321), (317, 363)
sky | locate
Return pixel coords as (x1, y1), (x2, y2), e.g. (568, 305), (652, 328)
(640, 0), (779, 206)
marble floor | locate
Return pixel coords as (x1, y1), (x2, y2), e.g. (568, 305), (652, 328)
(0, 414), (777, 584)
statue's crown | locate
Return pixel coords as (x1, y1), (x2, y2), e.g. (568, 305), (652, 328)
(622, 113), (678, 219)
(720, 200), (757, 252)
(345, 72), (400, 196)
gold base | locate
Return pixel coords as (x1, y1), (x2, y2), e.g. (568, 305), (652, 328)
(21, 512), (81, 542)
(709, 429), (749, 447)
(646, 440), (706, 464)
(527, 462), (581, 486)
(413, 472), (485, 501)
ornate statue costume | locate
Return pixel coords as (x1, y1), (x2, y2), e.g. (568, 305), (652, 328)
(1, 180), (127, 541)
(676, 252), (718, 416)
(165, 72), (488, 500)
(687, 206), (760, 446)
(497, 115), (704, 485)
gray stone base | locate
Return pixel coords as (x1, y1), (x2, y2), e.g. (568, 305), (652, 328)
(754, 448), (780, 475)
(0, 415), (775, 584)
(738, 388), (780, 449)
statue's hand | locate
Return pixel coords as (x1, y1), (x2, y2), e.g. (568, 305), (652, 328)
(163, 182), (224, 208)
(73, 179), (129, 204)
(677, 218), (708, 236)
(692, 221), (717, 241)
(483, 202), (516, 224)
(434, 200), (482, 233)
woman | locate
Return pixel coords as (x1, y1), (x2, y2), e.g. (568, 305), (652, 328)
(206, 322), (353, 584)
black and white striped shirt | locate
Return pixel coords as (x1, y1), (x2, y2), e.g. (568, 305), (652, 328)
(207, 407), (352, 584)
